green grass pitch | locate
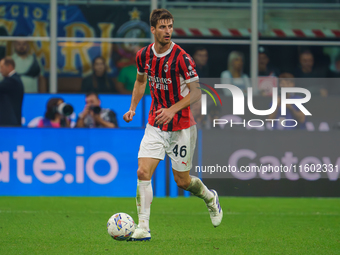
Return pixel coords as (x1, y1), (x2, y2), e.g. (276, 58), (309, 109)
(0, 197), (339, 254)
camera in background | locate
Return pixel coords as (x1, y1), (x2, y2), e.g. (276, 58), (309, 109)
(90, 105), (101, 114)
(57, 102), (74, 116)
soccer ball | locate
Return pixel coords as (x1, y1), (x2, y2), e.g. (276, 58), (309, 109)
(107, 213), (135, 241)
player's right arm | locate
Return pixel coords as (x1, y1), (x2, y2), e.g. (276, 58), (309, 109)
(123, 73), (147, 123)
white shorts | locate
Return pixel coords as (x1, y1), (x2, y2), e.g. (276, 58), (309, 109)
(138, 123), (197, 172)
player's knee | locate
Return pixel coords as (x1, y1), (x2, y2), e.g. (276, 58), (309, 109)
(175, 177), (190, 190)
(137, 166), (151, 180)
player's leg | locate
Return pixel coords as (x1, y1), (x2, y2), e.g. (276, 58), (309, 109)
(130, 124), (166, 241)
(168, 125), (223, 227)
(172, 169), (223, 227)
(168, 125), (212, 201)
(130, 158), (159, 241)
(172, 169), (214, 203)
(136, 157), (160, 231)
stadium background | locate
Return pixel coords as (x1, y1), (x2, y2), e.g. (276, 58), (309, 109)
(0, 0), (339, 197)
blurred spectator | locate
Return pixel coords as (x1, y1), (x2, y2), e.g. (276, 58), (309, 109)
(116, 47), (150, 95)
(258, 46), (279, 77)
(325, 55), (340, 96)
(330, 54), (340, 78)
(12, 40), (47, 93)
(220, 51), (250, 96)
(76, 92), (118, 128)
(0, 57), (24, 126)
(81, 56), (119, 94)
(268, 73), (306, 130)
(37, 98), (71, 128)
(294, 49), (328, 96)
(323, 46), (340, 74)
(193, 47), (209, 78)
(111, 43), (137, 70)
(294, 49), (327, 78)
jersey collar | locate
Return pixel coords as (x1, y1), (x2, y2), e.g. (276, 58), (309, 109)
(152, 41), (175, 58)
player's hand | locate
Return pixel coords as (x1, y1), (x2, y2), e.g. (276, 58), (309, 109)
(123, 110), (135, 123)
(155, 108), (175, 125)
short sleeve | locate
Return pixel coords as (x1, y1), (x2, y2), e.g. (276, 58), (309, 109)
(136, 47), (146, 75)
(178, 53), (199, 83)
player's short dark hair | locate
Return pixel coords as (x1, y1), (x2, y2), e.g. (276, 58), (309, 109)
(150, 9), (174, 28)
(2, 56), (15, 68)
(85, 92), (99, 99)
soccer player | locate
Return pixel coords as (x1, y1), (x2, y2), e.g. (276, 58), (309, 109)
(123, 9), (223, 241)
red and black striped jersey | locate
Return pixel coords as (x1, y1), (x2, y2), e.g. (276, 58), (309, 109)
(136, 42), (199, 132)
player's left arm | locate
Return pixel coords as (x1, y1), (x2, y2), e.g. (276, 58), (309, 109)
(155, 80), (201, 125)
